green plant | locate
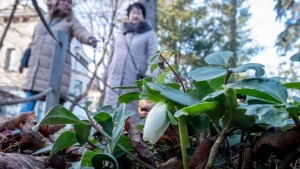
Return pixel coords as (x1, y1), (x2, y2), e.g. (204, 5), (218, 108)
(32, 50), (300, 169)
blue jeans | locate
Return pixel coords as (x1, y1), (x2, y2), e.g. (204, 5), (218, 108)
(20, 90), (39, 113)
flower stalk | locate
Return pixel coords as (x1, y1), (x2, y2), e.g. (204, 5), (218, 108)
(159, 53), (190, 169)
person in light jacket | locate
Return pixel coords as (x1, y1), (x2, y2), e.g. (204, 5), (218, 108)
(19, 0), (97, 112)
(103, 2), (158, 124)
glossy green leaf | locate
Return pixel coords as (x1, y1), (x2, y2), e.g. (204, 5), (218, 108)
(81, 150), (97, 167)
(111, 104), (127, 150)
(74, 121), (92, 146)
(292, 96), (300, 104)
(164, 83), (181, 89)
(193, 81), (215, 100)
(167, 111), (177, 125)
(245, 105), (289, 127)
(205, 104), (226, 125)
(167, 100), (175, 112)
(140, 81), (166, 103)
(150, 63), (158, 73)
(158, 61), (165, 69)
(118, 92), (140, 104)
(92, 105), (115, 117)
(148, 83), (200, 106)
(114, 136), (135, 151)
(92, 153), (119, 169)
(204, 51), (233, 67)
(39, 105), (85, 125)
(157, 73), (168, 84)
(286, 105), (300, 119)
(229, 63), (265, 77)
(31, 144), (53, 155)
(192, 114), (210, 132)
(290, 53), (300, 62)
(94, 112), (113, 137)
(232, 78), (287, 103)
(208, 75), (226, 90)
(49, 131), (77, 158)
(174, 101), (219, 117)
(284, 82), (300, 90)
(189, 66), (227, 81)
(233, 109), (255, 129)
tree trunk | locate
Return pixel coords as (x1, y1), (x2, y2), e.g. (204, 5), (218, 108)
(139, 0), (157, 31)
(229, 0), (237, 68)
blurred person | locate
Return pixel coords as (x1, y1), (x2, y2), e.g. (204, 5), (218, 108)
(19, 0), (97, 113)
(103, 2), (158, 124)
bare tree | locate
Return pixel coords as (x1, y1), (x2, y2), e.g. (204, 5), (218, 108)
(139, 0), (157, 31)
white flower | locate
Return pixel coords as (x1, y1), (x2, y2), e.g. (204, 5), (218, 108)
(143, 102), (170, 144)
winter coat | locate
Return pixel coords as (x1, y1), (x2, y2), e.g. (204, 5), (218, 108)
(22, 15), (93, 98)
(103, 20), (158, 123)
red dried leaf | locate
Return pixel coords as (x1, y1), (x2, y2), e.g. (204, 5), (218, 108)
(157, 157), (183, 169)
(39, 125), (65, 137)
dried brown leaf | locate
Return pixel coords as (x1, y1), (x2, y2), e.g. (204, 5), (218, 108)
(253, 127), (300, 162)
(39, 125), (65, 137)
(0, 112), (35, 132)
(127, 117), (156, 167)
(157, 157), (183, 169)
(0, 152), (47, 169)
(189, 138), (214, 169)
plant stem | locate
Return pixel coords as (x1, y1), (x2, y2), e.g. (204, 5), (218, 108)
(159, 54), (186, 92)
(224, 70), (233, 85)
(178, 116), (190, 169)
(160, 52), (190, 169)
(84, 108), (156, 169)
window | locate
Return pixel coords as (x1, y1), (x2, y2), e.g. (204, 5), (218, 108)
(5, 49), (16, 71)
(74, 80), (83, 97)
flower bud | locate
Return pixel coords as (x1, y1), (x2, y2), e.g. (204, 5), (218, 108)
(143, 102), (170, 144)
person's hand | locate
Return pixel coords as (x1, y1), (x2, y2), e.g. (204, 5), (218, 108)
(88, 37), (98, 48)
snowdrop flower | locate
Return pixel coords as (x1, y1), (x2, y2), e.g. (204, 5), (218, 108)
(143, 102), (170, 144)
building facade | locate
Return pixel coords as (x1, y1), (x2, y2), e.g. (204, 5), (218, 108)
(0, 0), (101, 119)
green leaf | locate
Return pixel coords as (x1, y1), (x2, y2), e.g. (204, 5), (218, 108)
(166, 64), (178, 73)
(189, 67), (227, 81)
(205, 104), (226, 125)
(158, 61), (165, 69)
(91, 105), (115, 117)
(150, 54), (159, 63)
(74, 121), (92, 146)
(174, 101), (219, 117)
(111, 104), (127, 150)
(169, 49), (180, 58)
(114, 136), (135, 151)
(112, 86), (141, 90)
(284, 82), (300, 90)
(31, 144), (53, 155)
(118, 92), (140, 104)
(244, 105), (289, 127)
(49, 131), (77, 158)
(164, 83), (181, 89)
(229, 63), (265, 77)
(233, 109), (255, 129)
(140, 81), (166, 103)
(148, 83), (200, 106)
(208, 75), (226, 90)
(92, 153), (119, 169)
(290, 53), (300, 62)
(186, 147), (196, 158)
(292, 96), (300, 104)
(167, 111), (178, 125)
(167, 100), (175, 112)
(157, 73), (168, 84)
(193, 81), (215, 100)
(86, 101), (92, 108)
(232, 78), (287, 103)
(286, 105), (300, 119)
(204, 51), (233, 67)
(192, 114), (210, 132)
(94, 112), (113, 137)
(39, 105), (85, 125)
(81, 150), (97, 167)
(134, 77), (153, 86)
(150, 63), (158, 73)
